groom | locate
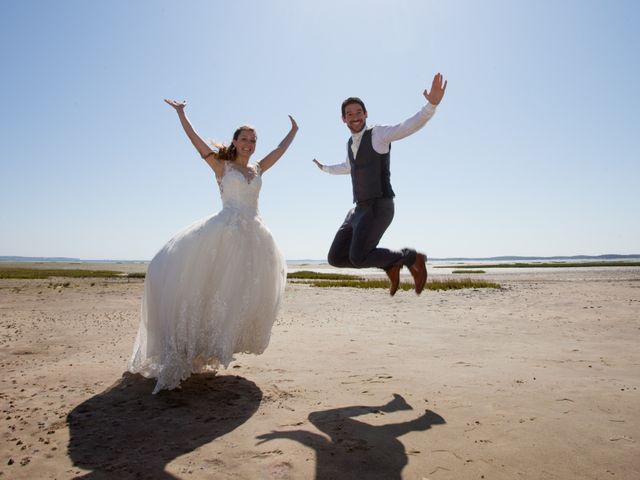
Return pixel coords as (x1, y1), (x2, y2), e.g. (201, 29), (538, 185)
(313, 73), (447, 295)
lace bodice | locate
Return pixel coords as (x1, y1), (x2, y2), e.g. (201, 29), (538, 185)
(218, 162), (261, 215)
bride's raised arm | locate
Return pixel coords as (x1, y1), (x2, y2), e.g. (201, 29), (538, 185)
(258, 116), (298, 174)
(164, 99), (224, 178)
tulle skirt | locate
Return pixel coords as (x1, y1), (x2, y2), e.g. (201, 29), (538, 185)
(128, 209), (286, 393)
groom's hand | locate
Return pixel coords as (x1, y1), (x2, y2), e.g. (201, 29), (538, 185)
(423, 73), (447, 106)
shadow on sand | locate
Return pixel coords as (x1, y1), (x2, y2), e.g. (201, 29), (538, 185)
(67, 372), (262, 479)
(257, 393), (445, 480)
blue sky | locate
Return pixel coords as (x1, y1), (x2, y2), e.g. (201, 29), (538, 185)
(1, 0), (639, 260)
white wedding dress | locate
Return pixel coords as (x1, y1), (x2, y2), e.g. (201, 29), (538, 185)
(128, 162), (286, 393)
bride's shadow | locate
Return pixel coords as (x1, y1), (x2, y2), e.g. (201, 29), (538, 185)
(257, 394), (445, 480)
(67, 372), (262, 479)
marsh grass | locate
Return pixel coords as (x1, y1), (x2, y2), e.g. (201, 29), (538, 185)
(126, 272), (146, 279)
(288, 270), (499, 290)
(302, 278), (501, 291)
(452, 270), (485, 274)
(0, 267), (500, 291)
(287, 270), (363, 281)
(438, 261), (640, 269)
(0, 268), (126, 279)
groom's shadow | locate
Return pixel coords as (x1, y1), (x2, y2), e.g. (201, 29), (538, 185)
(67, 372), (262, 479)
(257, 394), (445, 480)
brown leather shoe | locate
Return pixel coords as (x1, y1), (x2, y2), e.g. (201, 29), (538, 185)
(408, 253), (427, 294)
(384, 263), (402, 296)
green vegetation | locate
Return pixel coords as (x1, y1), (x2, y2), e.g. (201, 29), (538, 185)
(126, 272), (146, 278)
(0, 266), (150, 280)
(287, 270), (363, 281)
(428, 278), (500, 290)
(0, 267), (126, 279)
(301, 278), (500, 291)
(287, 270), (499, 290)
(0, 267), (500, 290)
(452, 270), (485, 274)
(438, 261), (640, 269)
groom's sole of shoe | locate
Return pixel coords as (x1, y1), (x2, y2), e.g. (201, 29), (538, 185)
(408, 253), (427, 295)
(385, 263), (402, 296)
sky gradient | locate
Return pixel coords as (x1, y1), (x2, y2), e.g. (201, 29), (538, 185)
(2, 0), (639, 260)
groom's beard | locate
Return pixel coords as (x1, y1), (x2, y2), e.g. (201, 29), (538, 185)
(347, 122), (366, 133)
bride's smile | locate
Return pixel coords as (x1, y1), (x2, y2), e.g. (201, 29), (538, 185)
(233, 131), (257, 159)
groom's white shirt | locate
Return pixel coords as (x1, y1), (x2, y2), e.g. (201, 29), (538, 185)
(320, 102), (437, 175)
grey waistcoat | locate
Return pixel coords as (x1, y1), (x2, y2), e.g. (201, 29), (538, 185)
(348, 128), (394, 203)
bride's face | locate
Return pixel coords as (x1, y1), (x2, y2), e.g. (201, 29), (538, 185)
(233, 130), (257, 159)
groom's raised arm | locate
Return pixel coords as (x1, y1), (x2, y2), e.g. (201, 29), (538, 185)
(372, 73), (447, 152)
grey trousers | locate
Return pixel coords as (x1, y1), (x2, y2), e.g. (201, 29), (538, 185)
(327, 197), (417, 270)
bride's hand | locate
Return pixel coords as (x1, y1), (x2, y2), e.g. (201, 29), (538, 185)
(164, 99), (186, 111)
(288, 115), (298, 132)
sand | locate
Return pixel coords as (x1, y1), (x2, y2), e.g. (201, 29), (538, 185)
(1, 266), (639, 479)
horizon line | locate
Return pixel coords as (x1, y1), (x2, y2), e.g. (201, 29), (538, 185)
(2, 254), (640, 264)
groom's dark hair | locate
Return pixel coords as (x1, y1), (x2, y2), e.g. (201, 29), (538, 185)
(341, 97), (367, 117)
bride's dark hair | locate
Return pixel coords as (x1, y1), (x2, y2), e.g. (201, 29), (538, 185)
(210, 125), (256, 161)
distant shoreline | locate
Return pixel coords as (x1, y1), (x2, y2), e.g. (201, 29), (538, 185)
(2, 254), (639, 264)
(3, 255), (640, 279)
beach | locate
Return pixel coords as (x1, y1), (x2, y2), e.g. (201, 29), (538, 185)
(1, 265), (639, 479)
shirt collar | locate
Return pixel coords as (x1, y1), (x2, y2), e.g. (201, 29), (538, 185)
(350, 124), (367, 141)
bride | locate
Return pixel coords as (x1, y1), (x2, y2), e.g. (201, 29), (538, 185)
(128, 99), (298, 394)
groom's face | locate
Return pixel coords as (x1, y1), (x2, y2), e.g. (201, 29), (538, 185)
(342, 103), (367, 134)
